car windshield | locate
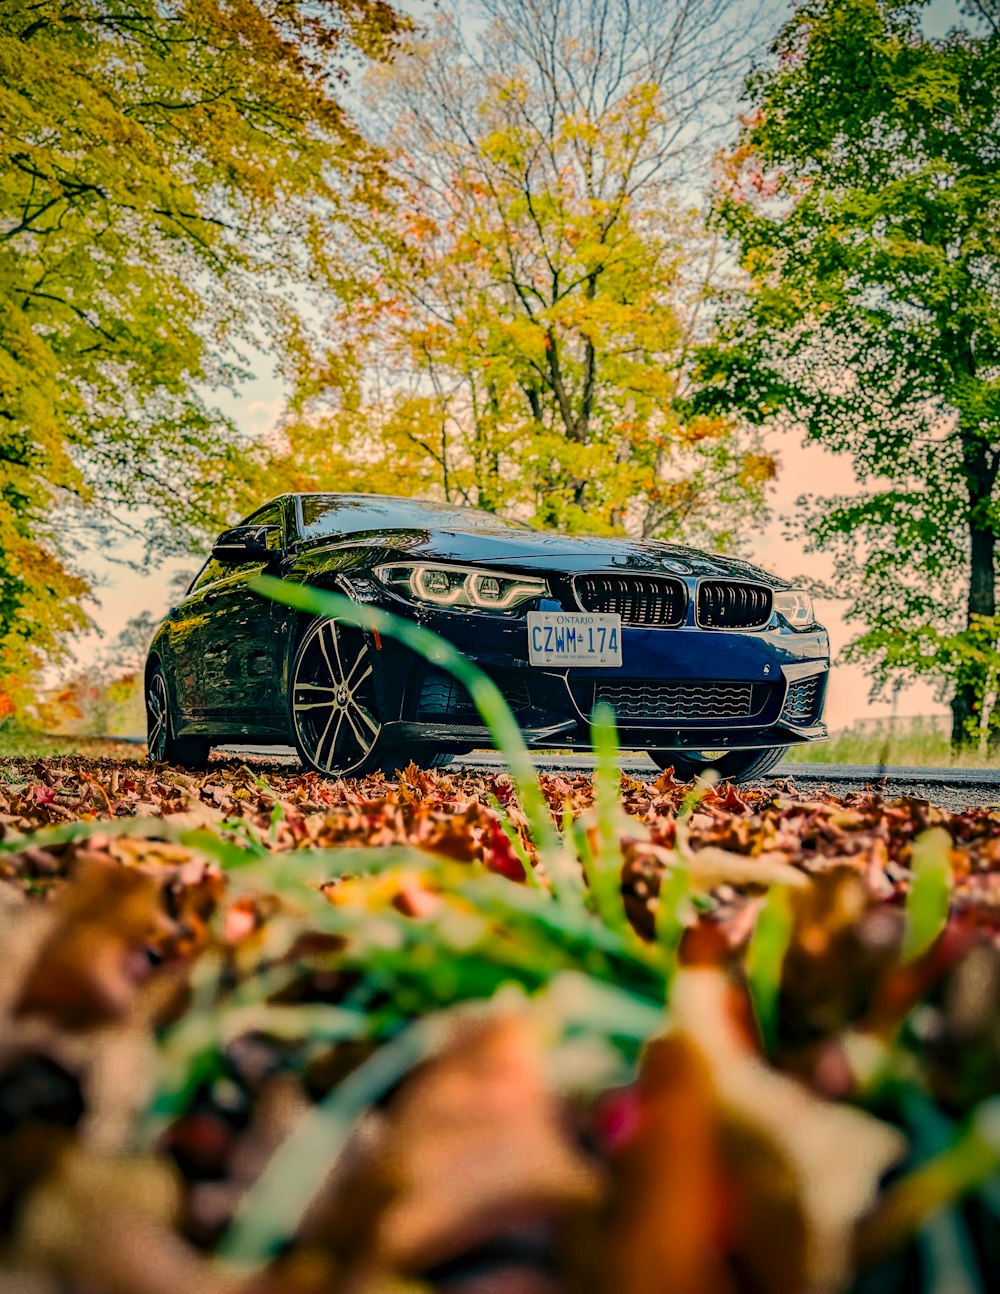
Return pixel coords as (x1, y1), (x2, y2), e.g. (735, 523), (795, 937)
(298, 494), (533, 538)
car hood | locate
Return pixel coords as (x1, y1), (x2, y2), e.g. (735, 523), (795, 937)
(293, 526), (788, 588)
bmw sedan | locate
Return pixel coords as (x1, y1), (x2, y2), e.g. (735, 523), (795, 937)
(145, 493), (829, 782)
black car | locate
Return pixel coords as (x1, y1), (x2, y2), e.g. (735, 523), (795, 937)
(146, 493), (829, 782)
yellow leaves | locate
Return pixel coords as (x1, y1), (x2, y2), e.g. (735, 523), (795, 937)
(559, 114), (602, 147)
(479, 127), (529, 170)
(268, 17), (770, 546)
(738, 451), (779, 487)
(0, 0), (413, 705)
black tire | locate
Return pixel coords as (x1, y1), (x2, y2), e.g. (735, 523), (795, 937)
(145, 662), (211, 767)
(647, 746), (788, 785)
(290, 617), (393, 777)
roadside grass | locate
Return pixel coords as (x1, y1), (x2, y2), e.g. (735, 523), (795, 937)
(7, 729), (1000, 772)
(5, 713), (997, 772)
(788, 719), (1000, 769)
(0, 722), (142, 762)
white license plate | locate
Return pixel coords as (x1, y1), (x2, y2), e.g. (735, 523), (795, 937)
(527, 611), (622, 667)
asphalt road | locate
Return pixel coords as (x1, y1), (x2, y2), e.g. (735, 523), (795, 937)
(213, 745), (1000, 813)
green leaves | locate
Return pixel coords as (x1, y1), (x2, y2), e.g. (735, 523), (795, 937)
(705, 0), (1000, 743)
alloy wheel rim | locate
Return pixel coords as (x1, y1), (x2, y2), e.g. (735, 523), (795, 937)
(292, 619), (381, 774)
(147, 672), (168, 760)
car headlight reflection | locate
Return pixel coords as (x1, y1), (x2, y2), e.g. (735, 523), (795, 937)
(773, 588), (815, 627)
(375, 563), (549, 611)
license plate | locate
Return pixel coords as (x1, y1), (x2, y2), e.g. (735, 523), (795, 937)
(527, 611), (622, 667)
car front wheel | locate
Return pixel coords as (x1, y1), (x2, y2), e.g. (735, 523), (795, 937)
(646, 746), (788, 785)
(290, 617), (396, 777)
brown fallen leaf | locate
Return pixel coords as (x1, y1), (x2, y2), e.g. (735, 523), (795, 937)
(630, 837), (810, 892)
(15, 859), (176, 1029)
(376, 1014), (605, 1274)
(315, 1013), (606, 1290)
(670, 966), (905, 1293)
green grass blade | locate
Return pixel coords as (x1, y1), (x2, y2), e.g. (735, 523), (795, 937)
(216, 1014), (440, 1267)
(746, 884), (794, 1053)
(903, 826), (953, 962)
(861, 1098), (1000, 1263)
(655, 859), (689, 972)
(586, 701), (630, 934)
(487, 791), (540, 888)
(143, 1004), (372, 1144)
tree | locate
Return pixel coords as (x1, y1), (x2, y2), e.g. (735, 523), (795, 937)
(275, 0), (777, 544)
(31, 609), (158, 735)
(699, 0), (1000, 746)
(0, 0), (407, 710)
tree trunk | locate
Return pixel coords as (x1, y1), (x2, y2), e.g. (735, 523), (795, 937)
(951, 685), (975, 749)
(952, 436), (998, 749)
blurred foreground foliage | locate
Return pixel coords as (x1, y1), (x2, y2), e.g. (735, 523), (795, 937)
(2, 747), (1000, 1292)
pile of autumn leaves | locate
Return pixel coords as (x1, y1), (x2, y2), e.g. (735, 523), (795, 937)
(1, 755), (1000, 1294)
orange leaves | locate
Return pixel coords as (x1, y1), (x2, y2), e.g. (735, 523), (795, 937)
(605, 1037), (734, 1294)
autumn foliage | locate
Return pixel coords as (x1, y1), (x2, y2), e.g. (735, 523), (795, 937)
(2, 753), (1000, 1292)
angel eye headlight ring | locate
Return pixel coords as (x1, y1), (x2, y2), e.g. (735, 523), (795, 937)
(375, 563), (549, 612)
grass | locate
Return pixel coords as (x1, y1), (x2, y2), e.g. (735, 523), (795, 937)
(0, 722), (73, 758)
(787, 719), (1000, 769)
(0, 722), (144, 760)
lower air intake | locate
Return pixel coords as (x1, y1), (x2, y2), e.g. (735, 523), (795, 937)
(781, 674), (824, 725)
(417, 670), (529, 719)
(595, 680), (774, 722)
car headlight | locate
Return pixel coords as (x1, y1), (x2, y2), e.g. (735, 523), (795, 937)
(375, 563), (549, 611)
(773, 588), (815, 627)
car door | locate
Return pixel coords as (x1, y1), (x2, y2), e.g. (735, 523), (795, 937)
(198, 504), (288, 730)
(166, 559), (229, 724)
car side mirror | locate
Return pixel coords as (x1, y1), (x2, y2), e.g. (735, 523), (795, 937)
(211, 524), (282, 566)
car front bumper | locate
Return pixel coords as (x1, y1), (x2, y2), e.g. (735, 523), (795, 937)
(358, 586), (830, 754)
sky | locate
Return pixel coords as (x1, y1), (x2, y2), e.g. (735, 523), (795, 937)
(64, 0), (964, 733)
